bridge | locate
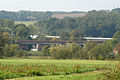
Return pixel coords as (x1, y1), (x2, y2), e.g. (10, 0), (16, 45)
(17, 40), (104, 51)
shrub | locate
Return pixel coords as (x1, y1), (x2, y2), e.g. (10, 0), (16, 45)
(101, 63), (120, 80)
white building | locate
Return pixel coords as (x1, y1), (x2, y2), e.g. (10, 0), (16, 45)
(83, 37), (113, 41)
(45, 36), (60, 38)
(30, 35), (38, 39)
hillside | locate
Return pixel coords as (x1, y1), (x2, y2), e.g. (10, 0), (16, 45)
(0, 10), (85, 21)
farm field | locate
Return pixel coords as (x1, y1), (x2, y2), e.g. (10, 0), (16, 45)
(0, 59), (118, 80)
(51, 13), (86, 19)
(14, 21), (36, 26)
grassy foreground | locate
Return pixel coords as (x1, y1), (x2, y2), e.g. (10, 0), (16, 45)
(0, 59), (118, 80)
(7, 72), (102, 80)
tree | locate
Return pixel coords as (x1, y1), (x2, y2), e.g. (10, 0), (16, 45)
(104, 39), (119, 49)
(14, 24), (30, 40)
(49, 45), (71, 59)
(9, 44), (20, 57)
(88, 44), (112, 60)
(0, 32), (10, 57)
(69, 43), (82, 59)
(42, 45), (50, 58)
(113, 31), (120, 39)
(70, 30), (83, 41)
(83, 41), (97, 59)
(49, 43), (83, 59)
(60, 32), (70, 40)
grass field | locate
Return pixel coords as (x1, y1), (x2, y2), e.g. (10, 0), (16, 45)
(14, 21), (36, 26)
(0, 59), (118, 80)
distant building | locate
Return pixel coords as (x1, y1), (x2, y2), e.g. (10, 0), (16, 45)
(83, 37), (112, 41)
(30, 35), (38, 39)
(45, 36), (60, 39)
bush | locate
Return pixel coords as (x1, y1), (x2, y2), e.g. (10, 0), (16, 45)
(88, 44), (112, 60)
(49, 43), (83, 59)
(2, 44), (27, 58)
(101, 63), (120, 80)
(25, 51), (42, 56)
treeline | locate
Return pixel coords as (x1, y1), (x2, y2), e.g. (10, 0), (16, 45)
(0, 19), (31, 58)
(0, 10), (52, 21)
(0, 10), (84, 21)
(0, 18), (33, 40)
(35, 8), (120, 40)
(42, 37), (120, 60)
(0, 31), (26, 58)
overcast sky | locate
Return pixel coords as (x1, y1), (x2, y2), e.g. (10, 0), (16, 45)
(0, 0), (120, 11)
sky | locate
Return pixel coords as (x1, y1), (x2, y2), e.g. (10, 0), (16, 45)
(0, 0), (120, 11)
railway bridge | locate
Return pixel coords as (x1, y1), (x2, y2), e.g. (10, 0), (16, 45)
(17, 40), (104, 51)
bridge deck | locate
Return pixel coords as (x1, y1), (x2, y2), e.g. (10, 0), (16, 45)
(17, 40), (104, 45)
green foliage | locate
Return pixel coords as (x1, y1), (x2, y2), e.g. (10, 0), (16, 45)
(50, 45), (71, 59)
(69, 30), (83, 41)
(0, 32), (10, 57)
(0, 19), (14, 28)
(26, 51), (41, 56)
(13, 73), (102, 80)
(83, 41), (97, 59)
(0, 10), (53, 21)
(0, 10), (84, 21)
(88, 44), (112, 60)
(60, 32), (70, 40)
(101, 63), (120, 80)
(42, 45), (50, 58)
(113, 31), (120, 39)
(35, 9), (120, 38)
(14, 24), (30, 40)
(49, 43), (83, 59)
(2, 44), (26, 57)
(104, 39), (119, 48)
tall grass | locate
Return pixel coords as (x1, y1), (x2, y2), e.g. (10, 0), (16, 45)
(101, 63), (120, 80)
(0, 63), (109, 79)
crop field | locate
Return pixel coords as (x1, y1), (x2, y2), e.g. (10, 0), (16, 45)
(0, 59), (118, 80)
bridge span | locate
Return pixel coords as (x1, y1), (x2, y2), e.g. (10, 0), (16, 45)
(17, 40), (104, 51)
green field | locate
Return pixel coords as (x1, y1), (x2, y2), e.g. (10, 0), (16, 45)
(7, 72), (102, 80)
(14, 21), (36, 26)
(0, 59), (118, 80)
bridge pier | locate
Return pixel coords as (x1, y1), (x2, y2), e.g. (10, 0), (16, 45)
(19, 43), (50, 51)
(38, 44), (50, 51)
(19, 44), (32, 51)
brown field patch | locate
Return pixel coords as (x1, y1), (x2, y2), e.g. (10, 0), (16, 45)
(52, 13), (86, 19)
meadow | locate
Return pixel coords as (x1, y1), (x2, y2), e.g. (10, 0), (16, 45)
(0, 59), (118, 80)
(14, 21), (36, 26)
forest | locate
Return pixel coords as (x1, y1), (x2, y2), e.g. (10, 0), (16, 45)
(0, 10), (84, 21)
(35, 8), (120, 39)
